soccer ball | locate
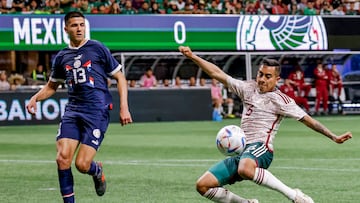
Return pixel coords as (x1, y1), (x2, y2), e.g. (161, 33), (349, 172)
(216, 125), (246, 156)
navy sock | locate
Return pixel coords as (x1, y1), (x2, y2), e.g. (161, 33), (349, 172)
(87, 161), (101, 177)
(58, 168), (75, 203)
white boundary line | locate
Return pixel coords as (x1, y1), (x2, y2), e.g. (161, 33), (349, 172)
(1, 159), (360, 172)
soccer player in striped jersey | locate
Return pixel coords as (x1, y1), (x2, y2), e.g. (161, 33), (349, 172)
(26, 11), (132, 203)
(179, 46), (352, 203)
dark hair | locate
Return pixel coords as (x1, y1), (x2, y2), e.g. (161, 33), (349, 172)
(64, 11), (85, 25)
(260, 58), (281, 76)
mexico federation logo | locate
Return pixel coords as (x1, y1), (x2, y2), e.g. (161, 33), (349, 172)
(236, 16), (328, 50)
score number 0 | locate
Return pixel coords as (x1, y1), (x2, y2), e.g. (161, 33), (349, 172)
(174, 21), (186, 44)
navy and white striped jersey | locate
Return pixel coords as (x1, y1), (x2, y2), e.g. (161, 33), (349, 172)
(50, 40), (122, 110)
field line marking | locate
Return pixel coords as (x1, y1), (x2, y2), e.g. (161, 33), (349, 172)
(1, 159), (360, 172)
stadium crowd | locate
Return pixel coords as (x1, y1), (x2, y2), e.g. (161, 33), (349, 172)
(0, 0), (359, 15)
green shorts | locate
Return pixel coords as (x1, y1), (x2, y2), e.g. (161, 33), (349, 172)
(208, 142), (273, 186)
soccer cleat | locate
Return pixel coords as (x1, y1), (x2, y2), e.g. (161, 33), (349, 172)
(93, 162), (106, 196)
(247, 199), (259, 203)
(293, 189), (314, 203)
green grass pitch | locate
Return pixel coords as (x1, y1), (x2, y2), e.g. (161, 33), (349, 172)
(0, 115), (359, 203)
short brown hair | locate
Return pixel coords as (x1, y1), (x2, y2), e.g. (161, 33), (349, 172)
(260, 58), (281, 76)
(64, 11), (85, 25)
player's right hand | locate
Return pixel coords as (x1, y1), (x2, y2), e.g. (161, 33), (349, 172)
(178, 46), (193, 58)
(26, 98), (37, 114)
(333, 131), (352, 144)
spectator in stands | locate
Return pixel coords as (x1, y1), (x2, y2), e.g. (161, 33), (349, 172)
(303, 0), (317, 15)
(262, 0), (273, 13)
(32, 63), (48, 84)
(108, 1), (121, 13)
(175, 0), (186, 10)
(59, 0), (76, 13)
(121, 0), (136, 14)
(12, 0), (25, 12)
(96, 3), (108, 13)
(137, 1), (152, 13)
(328, 64), (343, 101)
(162, 78), (170, 87)
(211, 78), (224, 119)
(331, 3), (345, 15)
(280, 78), (310, 113)
(207, 0), (221, 14)
(245, 0), (257, 14)
(271, 0), (287, 14)
(258, 2), (270, 14)
(26, 0), (41, 13)
(166, 1), (179, 13)
(151, 2), (162, 13)
(174, 76), (183, 87)
(331, 0), (342, 10)
(77, 0), (93, 13)
(159, 0), (170, 13)
(313, 62), (329, 115)
(288, 2), (301, 14)
(222, 87), (236, 118)
(287, 64), (312, 98)
(139, 68), (157, 88)
(233, 1), (245, 14)
(44, 0), (63, 14)
(345, 1), (358, 15)
(345, 0), (359, 13)
(199, 77), (208, 87)
(182, 2), (194, 13)
(297, 0), (308, 14)
(1, 0), (14, 13)
(128, 79), (137, 88)
(320, 0), (332, 15)
(0, 70), (11, 91)
(189, 76), (197, 87)
(8, 73), (26, 91)
(221, 0), (235, 14)
(313, 0), (322, 13)
(194, 0), (209, 14)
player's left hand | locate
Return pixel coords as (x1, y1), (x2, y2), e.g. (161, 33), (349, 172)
(333, 131), (352, 144)
(120, 109), (132, 126)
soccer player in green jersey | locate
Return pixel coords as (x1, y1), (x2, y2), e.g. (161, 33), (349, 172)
(179, 46), (352, 203)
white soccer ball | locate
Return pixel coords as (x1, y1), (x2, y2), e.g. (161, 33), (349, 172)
(216, 125), (246, 156)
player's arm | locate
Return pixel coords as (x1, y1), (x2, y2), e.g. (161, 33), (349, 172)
(178, 46), (229, 85)
(26, 81), (60, 114)
(299, 115), (352, 143)
(112, 70), (132, 126)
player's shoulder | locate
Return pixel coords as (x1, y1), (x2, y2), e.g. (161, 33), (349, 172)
(87, 39), (102, 46)
(87, 40), (112, 54)
(270, 89), (294, 105)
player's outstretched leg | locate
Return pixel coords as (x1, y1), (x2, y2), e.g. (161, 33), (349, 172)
(293, 189), (314, 203)
(252, 168), (313, 203)
(202, 187), (259, 203)
(88, 161), (106, 196)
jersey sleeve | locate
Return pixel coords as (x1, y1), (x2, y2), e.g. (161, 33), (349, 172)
(226, 76), (245, 100)
(49, 52), (66, 83)
(98, 42), (122, 76)
(274, 92), (307, 120)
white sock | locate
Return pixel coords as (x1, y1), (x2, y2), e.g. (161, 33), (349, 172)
(253, 168), (296, 200)
(203, 187), (249, 203)
(227, 103), (234, 115)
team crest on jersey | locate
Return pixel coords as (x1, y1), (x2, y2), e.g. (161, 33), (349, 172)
(236, 16), (328, 50)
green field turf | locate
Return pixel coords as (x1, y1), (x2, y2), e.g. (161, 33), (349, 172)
(0, 115), (359, 203)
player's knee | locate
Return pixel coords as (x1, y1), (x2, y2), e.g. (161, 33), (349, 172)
(195, 178), (209, 195)
(238, 163), (255, 180)
(56, 152), (72, 168)
(75, 160), (90, 173)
